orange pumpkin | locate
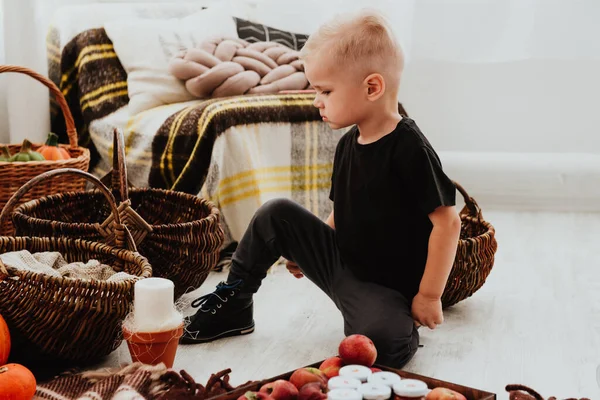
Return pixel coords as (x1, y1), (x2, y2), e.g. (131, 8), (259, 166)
(0, 314), (9, 365)
(0, 363), (36, 399)
(37, 132), (71, 161)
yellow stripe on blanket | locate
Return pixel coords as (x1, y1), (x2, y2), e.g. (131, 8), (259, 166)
(61, 44), (115, 84)
(47, 52), (61, 65)
(311, 123), (319, 214)
(62, 52), (119, 97)
(47, 42), (61, 56)
(220, 181), (331, 207)
(170, 96), (315, 189)
(217, 167), (332, 201)
(218, 164), (331, 187)
(77, 51), (118, 69)
(80, 81), (128, 104)
(161, 105), (198, 185)
(60, 45), (117, 96)
(46, 36), (61, 64)
(81, 89), (128, 111)
(80, 82), (128, 111)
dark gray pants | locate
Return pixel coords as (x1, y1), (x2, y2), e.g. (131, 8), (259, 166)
(228, 198), (419, 368)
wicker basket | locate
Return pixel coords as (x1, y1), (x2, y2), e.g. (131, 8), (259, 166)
(0, 171), (152, 363)
(7, 129), (224, 299)
(0, 65), (90, 236)
(443, 182), (498, 308)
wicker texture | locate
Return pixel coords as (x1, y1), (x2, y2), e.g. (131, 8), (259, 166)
(443, 182), (498, 308)
(10, 129), (224, 299)
(0, 65), (90, 236)
(0, 170), (152, 362)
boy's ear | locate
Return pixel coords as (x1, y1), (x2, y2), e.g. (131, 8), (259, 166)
(364, 73), (385, 101)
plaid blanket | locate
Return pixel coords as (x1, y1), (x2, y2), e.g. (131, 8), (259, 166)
(35, 363), (171, 399)
(48, 27), (129, 170)
(35, 363), (252, 400)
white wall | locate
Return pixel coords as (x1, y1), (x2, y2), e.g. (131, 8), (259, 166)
(2, 0), (51, 145)
(396, 0), (600, 155)
(0, 1), (8, 143)
(400, 59), (600, 153)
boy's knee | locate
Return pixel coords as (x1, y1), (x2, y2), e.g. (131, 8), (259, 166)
(349, 324), (418, 369)
(256, 198), (298, 220)
(376, 342), (417, 369)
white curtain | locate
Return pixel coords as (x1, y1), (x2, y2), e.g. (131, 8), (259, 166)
(0, 0), (83, 144)
(1, 0), (599, 152)
(0, 0), (206, 144)
(1, 0), (53, 145)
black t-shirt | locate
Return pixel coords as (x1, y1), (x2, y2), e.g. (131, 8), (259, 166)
(330, 117), (456, 301)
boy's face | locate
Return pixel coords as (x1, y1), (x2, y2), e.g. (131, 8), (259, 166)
(304, 54), (367, 130)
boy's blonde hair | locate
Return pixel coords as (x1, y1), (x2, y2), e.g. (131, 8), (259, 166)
(301, 9), (404, 90)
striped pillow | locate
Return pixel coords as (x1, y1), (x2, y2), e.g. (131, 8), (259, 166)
(234, 17), (308, 51)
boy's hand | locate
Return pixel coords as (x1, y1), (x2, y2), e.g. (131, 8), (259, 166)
(285, 259), (304, 279)
(411, 292), (443, 329)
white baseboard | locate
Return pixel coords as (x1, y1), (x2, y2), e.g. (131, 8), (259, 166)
(439, 152), (600, 212)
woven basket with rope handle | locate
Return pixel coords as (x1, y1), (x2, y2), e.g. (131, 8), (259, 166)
(0, 65), (90, 235)
(0, 169), (152, 362)
(442, 181), (498, 308)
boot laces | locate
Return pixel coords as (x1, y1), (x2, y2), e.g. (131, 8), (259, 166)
(190, 279), (242, 314)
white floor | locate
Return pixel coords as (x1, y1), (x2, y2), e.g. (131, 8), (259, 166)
(96, 211), (600, 399)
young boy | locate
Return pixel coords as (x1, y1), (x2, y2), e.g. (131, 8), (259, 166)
(181, 10), (461, 369)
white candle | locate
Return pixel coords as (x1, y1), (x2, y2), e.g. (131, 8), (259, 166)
(339, 365), (373, 383)
(359, 382), (391, 400)
(392, 380), (430, 399)
(328, 376), (363, 391)
(327, 389), (362, 400)
(133, 278), (182, 333)
(368, 371), (402, 387)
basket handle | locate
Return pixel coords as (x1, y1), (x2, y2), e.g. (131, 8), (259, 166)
(0, 168), (123, 238)
(453, 181), (481, 219)
(0, 65), (78, 148)
(505, 385), (545, 400)
(112, 128), (129, 201)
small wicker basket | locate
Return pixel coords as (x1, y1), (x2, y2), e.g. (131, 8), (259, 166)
(0, 65), (90, 236)
(443, 182), (498, 308)
(0, 171), (152, 363)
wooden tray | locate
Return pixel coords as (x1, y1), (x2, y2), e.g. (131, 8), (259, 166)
(208, 361), (496, 400)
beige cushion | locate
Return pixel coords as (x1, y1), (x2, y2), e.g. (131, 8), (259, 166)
(170, 38), (310, 99)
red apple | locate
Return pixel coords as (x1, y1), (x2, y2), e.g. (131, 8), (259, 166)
(338, 334), (377, 367)
(370, 367), (382, 373)
(289, 367), (328, 390)
(319, 356), (344, 378)
(239, 392), (277, 400)
(259, 379), (299, 400)
(298, 382), (327, 400)
(426, 387), (467, 400)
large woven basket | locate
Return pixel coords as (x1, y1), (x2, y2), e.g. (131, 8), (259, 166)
(7, 130), (224, 299)
(0, 65), (90, 236)
(0, 171), (152, 363)
(442, 182), (498, 308)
